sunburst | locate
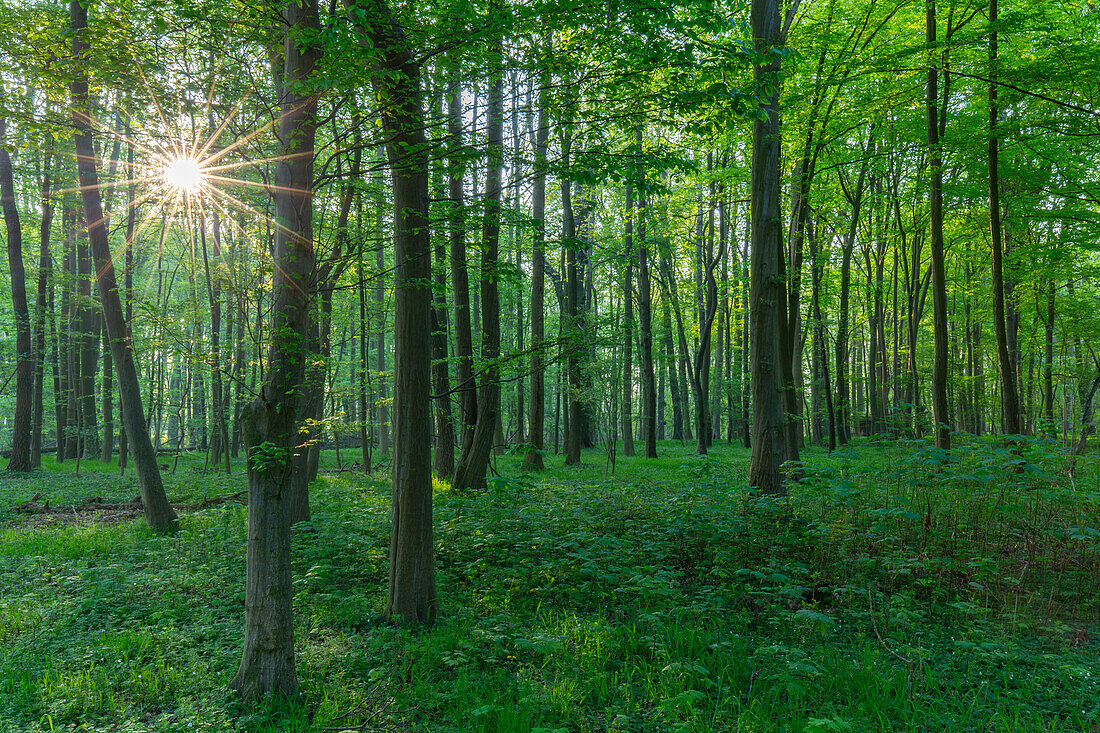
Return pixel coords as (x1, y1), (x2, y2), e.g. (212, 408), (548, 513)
(162, 156), (205, 194)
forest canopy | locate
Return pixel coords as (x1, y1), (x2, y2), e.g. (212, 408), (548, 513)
(1, 0), (1100, 728)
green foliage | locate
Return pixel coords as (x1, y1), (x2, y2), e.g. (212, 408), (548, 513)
(0, 443), (1098, 731)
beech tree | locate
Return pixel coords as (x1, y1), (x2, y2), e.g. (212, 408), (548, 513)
(345, 0), (438, 625)
(68, 0), (177, 532)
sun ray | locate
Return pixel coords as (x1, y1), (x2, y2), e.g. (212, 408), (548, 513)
(208, 185), (302, 241)
(200, 115), (279, 167)
(195, 80), (260, 162)
(200, 150), (315, 176)
(129, 197), (175, 249)
(199, 93), (321, 168)
(127, 54), (184, 160)
(203, 174), (313, 198)
(52, 173), (167, 198)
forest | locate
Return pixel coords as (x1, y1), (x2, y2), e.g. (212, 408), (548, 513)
(0, 0), (1099, 729)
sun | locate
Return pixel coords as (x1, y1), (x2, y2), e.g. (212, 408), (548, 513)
(163, 156), (205, 194)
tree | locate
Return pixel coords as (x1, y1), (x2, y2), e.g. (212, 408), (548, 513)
(68, 0), (177, 531)
(231, 0), (323, 700)
(451, 0), (504, 490)
(748, 0), (788, 495)
(926, 0), (950, 451)
(345, 0), (437, 625)
(525, 48), (550, 471)
(0, 108), (32, 472)
(987, 0), (1021, 436)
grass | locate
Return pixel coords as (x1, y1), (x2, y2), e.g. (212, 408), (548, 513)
(0, 435), (1098, 732)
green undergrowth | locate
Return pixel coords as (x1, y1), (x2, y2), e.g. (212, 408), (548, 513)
(0, 437), (1098, 732)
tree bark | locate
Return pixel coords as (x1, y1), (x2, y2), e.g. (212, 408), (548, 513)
(31, 149), (54, 468)
(636, 136), (657, 458)
(346, 0), (437, 625)
(525, 59), (549, 470)
(748, 0), (787, 494)
(230, 0), (322, 700)
(451, 1), (504, 488)
(621, 182), (636, 457)
(926, 0), (951, 451)
(69, 0), (176, 530)
(0, 112), (33, 472)
(987, 0), (1020, 436)
(562, 127), (582, 465)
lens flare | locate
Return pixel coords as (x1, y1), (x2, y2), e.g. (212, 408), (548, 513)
(163, 157), (204, 193)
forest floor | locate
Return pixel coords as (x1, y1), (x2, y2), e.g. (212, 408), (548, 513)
(0, 436), (1098, 732)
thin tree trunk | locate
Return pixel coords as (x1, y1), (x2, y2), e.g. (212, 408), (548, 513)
(31, 149), (54, 468)
(525, 58), (549, 470)
(621, 182), (635, 457)
(0, 111), (33, 471)
(988, 21), (1020, 436)
(452, 6), (504, 488)
(636, 142), (657, 458)
(927, 0), (951, 450)
(1044, 281), (1056, 436)
(563, 127), (582, 465)
(69, 0), (176, 529)
(447, 68), (476, 466)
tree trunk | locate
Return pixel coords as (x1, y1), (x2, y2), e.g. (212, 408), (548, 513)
(230, 0), (322, 699)
(563, 128), (582, 465)
(987, 0), (1021, 437)
(661, 292), (683, 442)
(447, 69), (476, 466)
(101, 340), (113, 462)
(1044, 281), (1056, 436)
(0, 112), (33, 472)
(451, 3), (503, 488)
(692, 232), (723, 455)
(748, 0), (787, 494)
(525, 60), (549, 470)
(70, 0), (176, 529)
(636, 141), (657, 458)
(31, 149), (54, 468)
(621, 182), (635, 457)
(431, 212), (455, 478)
(346, 0), (437, 625)
(927, 0), (951, 451)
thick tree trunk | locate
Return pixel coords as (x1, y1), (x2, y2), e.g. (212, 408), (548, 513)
(231, 0), (322, 700)
(346, 0), (437, 625)
(748, 0), (787, 494)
